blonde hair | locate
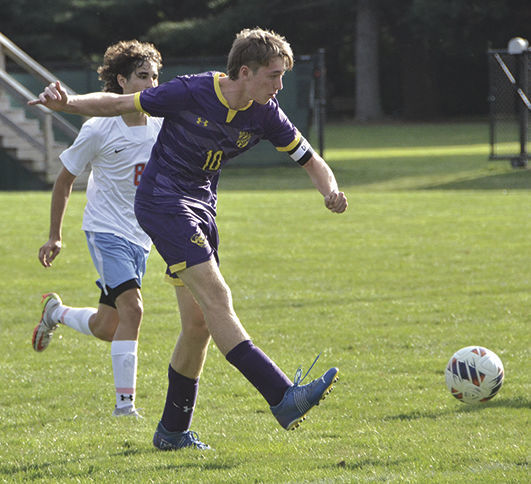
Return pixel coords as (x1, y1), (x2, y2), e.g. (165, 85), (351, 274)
(226, 28), (294, 80)
(97, 40), (162, 93)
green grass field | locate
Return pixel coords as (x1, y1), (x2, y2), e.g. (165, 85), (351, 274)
(0, 121), (529, 482)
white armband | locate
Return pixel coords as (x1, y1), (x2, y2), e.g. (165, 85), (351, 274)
(288, 136), (314, 165)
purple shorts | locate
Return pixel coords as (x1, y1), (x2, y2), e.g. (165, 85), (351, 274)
(134, 199), (219, 286)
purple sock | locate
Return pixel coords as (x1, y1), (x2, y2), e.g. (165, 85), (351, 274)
(160, 365), (199, 432)
(225, 340), (292, 406)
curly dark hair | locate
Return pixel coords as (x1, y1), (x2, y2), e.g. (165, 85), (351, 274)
(97, 40), (163, 93)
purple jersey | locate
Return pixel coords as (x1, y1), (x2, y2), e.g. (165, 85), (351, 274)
(134, 71), (306, 213)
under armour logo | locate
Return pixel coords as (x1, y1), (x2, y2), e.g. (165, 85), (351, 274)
(196, 117), (209, 127)
(120, 394), (134, 401)
(172, 401), (194, 413)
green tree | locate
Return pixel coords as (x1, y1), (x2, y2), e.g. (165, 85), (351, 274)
(0, 0), (216, 63)
(2, 0), (530, 118)
(379, 0), (531, 118)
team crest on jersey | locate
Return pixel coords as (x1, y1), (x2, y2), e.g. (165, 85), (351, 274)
(190, 232), (207, 248)
(236, 131), (252, 148)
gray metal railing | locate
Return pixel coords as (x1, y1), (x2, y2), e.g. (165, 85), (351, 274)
(0, 33), (77, 94)
(0, 32), (79, 171)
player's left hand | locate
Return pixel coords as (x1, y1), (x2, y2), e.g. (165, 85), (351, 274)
(324, 191), (348, 213)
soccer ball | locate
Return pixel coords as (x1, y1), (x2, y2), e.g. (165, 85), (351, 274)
(445, 346), (504, 404)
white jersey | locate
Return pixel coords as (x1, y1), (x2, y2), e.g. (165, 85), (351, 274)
(60, 116), (162, 251)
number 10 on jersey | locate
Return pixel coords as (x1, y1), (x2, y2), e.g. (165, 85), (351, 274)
(202, 150), (223, 171)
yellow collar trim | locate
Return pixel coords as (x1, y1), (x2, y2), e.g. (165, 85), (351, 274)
(214, 72), (253, 123)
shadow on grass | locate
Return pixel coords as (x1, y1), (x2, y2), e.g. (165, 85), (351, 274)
(157, 461), (239, 471)
(323, 161), (530, 191)
(220, 161), (530, 192)
(0, 462), (53, 479)
(456, 396), (531, 412)
(324, 457), (404, 471)
(112, 447), (144, 457)
(384, 396), (530, 421)
(425, 169), (531, 190)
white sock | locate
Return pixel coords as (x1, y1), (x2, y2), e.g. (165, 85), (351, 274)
(55, 305), (96, 336)
(111, 340), (138, 409)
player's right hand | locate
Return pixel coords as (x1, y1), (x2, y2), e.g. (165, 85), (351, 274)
(39, 239), (62, 268)
(27, 81), (68, 110)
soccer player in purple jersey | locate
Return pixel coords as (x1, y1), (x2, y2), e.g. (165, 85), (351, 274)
(30, 27), (348, 450)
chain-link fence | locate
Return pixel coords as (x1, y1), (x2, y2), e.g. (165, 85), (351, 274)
(488, 46), (530, 167)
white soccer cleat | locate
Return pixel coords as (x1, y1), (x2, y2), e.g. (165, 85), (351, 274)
(32, 293), (62, 352)
(112, 405), (143, 418)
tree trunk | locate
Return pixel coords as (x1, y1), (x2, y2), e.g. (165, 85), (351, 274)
(355, 0), (383, 121)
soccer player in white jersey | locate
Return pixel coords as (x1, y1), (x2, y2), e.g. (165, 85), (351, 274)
(32, 40), (163, 418)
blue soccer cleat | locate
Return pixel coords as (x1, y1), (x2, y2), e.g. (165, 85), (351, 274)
(153, 422), (211, 451)
(270, 355), (339, 430)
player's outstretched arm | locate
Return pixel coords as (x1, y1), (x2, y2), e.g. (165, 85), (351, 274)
(302, 154), (348, 214)
(28, 81), (137, 117)
(38, 167), (76, 268)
